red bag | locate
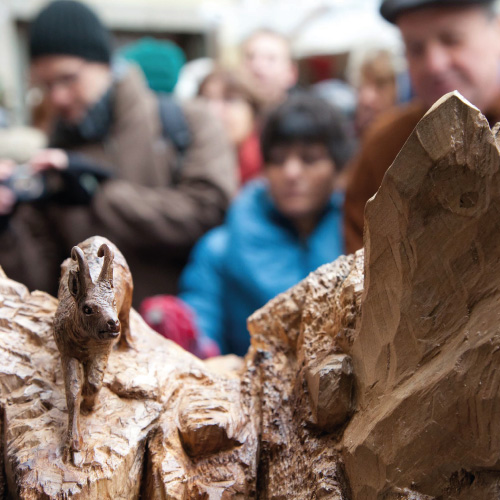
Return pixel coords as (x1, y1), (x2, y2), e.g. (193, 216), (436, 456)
(139, 295), (220, 359)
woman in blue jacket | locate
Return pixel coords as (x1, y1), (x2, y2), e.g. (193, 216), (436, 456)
(180, 92), (353, 356)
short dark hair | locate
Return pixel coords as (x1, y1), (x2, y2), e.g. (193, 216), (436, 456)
(260, 92), (353, 170)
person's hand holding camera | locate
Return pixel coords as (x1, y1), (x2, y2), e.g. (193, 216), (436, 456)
(0, 148), (105, 214)
(0, 150), (63, 209)
(29, 148), (68, 173)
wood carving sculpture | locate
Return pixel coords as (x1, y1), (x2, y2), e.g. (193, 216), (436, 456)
(53, 236), (133, 461)
(3, 92), (500, 498)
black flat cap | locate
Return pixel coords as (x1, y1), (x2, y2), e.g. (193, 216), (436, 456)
(380, 0), (495, 23)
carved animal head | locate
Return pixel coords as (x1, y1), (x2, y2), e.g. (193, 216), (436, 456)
(68, 244), (120, 341)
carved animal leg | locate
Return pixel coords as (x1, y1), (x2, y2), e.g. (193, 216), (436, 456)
(118, 289), (134, 349)
(61, 357), (84, 457)
(81, 355), (108, 414)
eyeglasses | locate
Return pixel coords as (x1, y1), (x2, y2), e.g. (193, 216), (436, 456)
(32, 62), (86, 95)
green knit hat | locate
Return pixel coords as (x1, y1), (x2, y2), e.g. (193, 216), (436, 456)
(29, 0), (111, 63)
(119, 38), (186, 94)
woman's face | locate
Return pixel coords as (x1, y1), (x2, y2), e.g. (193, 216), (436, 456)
(265, 142), (336, 226)
(201, 78), (255, 145)
(355, 61), (397, 135)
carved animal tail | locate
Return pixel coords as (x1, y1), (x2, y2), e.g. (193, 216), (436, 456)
(98, 244), (114, 287)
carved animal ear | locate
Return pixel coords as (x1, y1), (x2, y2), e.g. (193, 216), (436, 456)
(70, 246), (91, 296)
(68, 270), (79, 299)
(71, 246), (92, 280)
(98, 244), (114, 287)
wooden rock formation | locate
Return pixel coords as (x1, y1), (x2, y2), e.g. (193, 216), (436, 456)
(1, 92), (500, 499)
(343, 91), (500, 499)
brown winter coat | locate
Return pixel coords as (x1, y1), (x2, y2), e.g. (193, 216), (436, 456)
(343, 101), (426, 254)
(0, 67), (237, 306)
(344, 97), (500, 254)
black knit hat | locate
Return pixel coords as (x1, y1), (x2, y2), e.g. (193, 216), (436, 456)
(29, 0), (111, 63)
(380, 0), (495, 23)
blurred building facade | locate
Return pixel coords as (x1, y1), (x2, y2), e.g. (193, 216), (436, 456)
(0, 0), (401, 124)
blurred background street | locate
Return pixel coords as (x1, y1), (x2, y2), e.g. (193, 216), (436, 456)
(0, 0), (401, 124)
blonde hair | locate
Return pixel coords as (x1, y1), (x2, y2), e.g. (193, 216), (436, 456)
(346, 46), (405, 89)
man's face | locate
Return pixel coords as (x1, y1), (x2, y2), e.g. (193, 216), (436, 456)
(265, 143), (336, 226)
(31, 55), (112, 124)
(398, 6), (500, 110)
(242, 33), (297, 103)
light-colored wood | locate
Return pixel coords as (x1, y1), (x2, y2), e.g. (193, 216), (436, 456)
(2, 91), (500, 499)
(0, 273), (258, 498)
(343, 91), (500, 499)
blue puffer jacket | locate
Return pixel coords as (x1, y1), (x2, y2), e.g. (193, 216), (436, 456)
(179, 179), (344, 356)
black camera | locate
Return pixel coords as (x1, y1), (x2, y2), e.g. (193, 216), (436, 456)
(2, 164), (48, 203)
(1, 161), (109, 206)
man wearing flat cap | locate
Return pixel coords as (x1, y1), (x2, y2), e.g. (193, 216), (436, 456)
(344, 0), (500, 253)
(0, 0), (236, 305)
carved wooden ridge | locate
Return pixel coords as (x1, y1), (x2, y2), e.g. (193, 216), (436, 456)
(1, 92), (500, 499)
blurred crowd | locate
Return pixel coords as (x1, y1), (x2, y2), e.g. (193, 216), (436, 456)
(0, 0), (498, 358)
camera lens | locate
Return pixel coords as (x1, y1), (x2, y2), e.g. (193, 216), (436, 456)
(6, 165), (45, 202)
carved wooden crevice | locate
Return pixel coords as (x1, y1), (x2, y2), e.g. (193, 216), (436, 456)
(143, 364), (260, 499)
(246, 253), (363, 499)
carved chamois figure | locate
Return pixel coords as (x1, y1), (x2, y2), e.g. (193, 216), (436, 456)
(53, 236), (133, 462)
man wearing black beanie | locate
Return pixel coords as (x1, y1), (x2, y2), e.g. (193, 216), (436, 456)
(343, 0), (500, 253)
(29, 1), (112, 125)
(30, 0), (111, 64)
(0, 0), (236, 305)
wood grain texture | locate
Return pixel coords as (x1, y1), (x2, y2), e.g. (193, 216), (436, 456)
(2, 91), (500, 499)
(0, 271), (258, 499)
(343, 92), (500, 499)
(246, 253), (363, 499)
